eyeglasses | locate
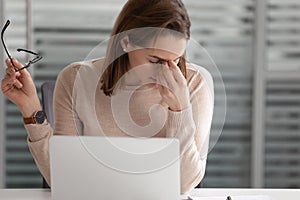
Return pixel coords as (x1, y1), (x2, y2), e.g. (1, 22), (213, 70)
(1, 20), (42, 72)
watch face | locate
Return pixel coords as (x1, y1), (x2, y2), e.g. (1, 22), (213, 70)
(35, 111), (46, 124)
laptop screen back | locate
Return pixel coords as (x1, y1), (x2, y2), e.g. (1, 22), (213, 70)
(49, 136), (180, 200)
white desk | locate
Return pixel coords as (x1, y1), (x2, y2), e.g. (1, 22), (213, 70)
(189, 188), (300, 200)
(0, 189), (51, 200)
(0, 188), (299, 200)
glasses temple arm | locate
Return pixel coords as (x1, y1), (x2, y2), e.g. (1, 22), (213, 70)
(17, 48), (39, 56)
(1, 20), (16, 68)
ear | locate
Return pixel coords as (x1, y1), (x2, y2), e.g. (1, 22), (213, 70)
(120, 36), (130, 52)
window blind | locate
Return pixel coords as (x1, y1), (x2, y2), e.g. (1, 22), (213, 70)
(4, 0), (126, 188)
(185, 0), (255, 187)
(0, 0), (6, 188)
(33, 0), (126, 89)
(4, 0), (42, 188)
(265, 0), (300, 188)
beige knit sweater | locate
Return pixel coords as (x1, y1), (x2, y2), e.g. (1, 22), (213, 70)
(25, 58), (214, 194)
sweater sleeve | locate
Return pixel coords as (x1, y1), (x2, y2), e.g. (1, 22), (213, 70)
(164, 66), (214, 194)
(26, 63), (82, 186)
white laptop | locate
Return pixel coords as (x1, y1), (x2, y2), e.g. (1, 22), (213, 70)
(49, 136), (180, 200)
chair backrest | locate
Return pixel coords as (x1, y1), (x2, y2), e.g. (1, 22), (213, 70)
(41, 81), (56, 126)
(40, 81), (56, 188)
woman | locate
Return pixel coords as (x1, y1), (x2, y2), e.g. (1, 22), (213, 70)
(1, 0), (213, 194)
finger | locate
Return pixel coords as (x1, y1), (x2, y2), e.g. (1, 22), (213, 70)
(5, 58), (16, 69)
(5, 58), (22, 78)
(158, 98), (168, 108)
(168, 60), (181, 72)
(1, 79), (22, 94)
(1, 77), (14, 93)
(6, 58), (16, 70)
(174, 57), (181, 65)
(5, 67), (14, 76)
(157, 84), (168, 96)
(6, 58), (25, 72)
(162, 65), (177, 89)
(5, 67), (21, 80)
(12, 79), (23, 89)
(2, 69), (23, 89)
(1, 83), (14, 94)
(168, 61), (185, 84)
(11, 58), (25, 72)
(157, 69), (169, 89)
(5, 58), (15, 73)
(4, 76), (18, 88)
(157, 83), (173, 102)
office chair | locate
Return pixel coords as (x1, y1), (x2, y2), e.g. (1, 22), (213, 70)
(41, 81), (56, 188)
(41, 81), (56, 127)
(196, 181), (204, 188)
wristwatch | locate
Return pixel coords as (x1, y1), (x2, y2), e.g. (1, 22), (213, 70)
(23, 110), (47, 124)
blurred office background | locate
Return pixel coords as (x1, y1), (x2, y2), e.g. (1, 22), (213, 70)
(0, 0), (300, 189)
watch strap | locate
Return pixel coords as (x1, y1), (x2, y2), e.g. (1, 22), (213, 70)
(23, 116), (35, 124)
(23, 110), (47, 125)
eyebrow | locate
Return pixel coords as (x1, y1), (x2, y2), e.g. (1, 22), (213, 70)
(149, 55), (181, 62)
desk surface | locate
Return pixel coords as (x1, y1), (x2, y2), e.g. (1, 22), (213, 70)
(190, 188), (300, 200)
(1, 188), (300, 200)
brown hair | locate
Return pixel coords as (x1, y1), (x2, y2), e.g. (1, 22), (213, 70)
(101, 0), (191, 96)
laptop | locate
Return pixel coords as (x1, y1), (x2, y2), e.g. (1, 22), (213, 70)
(49, 136), (180, 200)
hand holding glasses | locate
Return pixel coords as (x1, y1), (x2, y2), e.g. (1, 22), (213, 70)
(1, 20), (42, 72)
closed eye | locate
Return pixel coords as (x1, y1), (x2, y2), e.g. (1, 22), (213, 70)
(149, 59), (163, 64)
(149, 55), (181, 65)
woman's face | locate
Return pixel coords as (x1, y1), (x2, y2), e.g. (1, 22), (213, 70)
(126, 35), (187, 68)
(122, 35), (187, 86)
